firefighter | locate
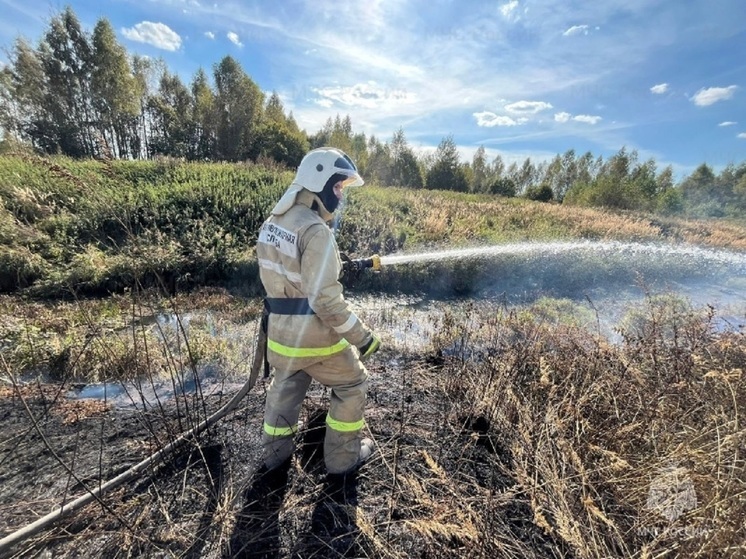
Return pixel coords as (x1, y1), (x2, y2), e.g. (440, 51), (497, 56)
(256, 147), (381, 475)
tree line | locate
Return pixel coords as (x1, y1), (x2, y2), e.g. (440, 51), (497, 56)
(0, 7), (308, 165)
(312, 118), (746, 219)
(1, 6), (744, 219)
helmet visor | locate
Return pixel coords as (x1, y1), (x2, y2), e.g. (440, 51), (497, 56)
(331, 151), (363, 188)
(334, 154), (358, 172)
(338, 172), (364, 190)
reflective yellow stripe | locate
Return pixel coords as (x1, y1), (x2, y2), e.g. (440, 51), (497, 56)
(267, 338), (350, 358)
(264, 422), (298, 437)
(326, 414), (365, 433)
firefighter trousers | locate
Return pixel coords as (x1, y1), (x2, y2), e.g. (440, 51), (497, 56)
(262, 347), (368, 474)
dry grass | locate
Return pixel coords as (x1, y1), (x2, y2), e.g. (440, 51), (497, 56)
(344, 187), (746, 255)
(427, 299), (746, 558)
(1, 290), (745, 558)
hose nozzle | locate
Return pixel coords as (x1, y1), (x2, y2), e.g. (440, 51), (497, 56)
(341, 254), (381, 273)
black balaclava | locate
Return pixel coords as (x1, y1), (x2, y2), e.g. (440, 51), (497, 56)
(316, 173), (346, 214)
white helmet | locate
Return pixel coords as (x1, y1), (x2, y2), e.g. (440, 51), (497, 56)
(271, 147), (364, 215)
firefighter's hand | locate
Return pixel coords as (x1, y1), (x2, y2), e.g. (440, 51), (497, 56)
(358, 334), (381, 361)
(340, 253), (360, 287)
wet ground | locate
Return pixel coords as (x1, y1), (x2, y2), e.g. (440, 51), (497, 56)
(1, 240), (745, 557)
(0, 347), (556, 559)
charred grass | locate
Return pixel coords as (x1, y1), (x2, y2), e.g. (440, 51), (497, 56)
(1, 292), (744, 558)
(2, 155), (746, 556)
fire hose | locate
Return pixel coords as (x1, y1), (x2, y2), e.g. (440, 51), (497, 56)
(0, 253), (382, 555)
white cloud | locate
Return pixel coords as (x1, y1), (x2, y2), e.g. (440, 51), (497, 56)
(691, 85), (738, 106)
(204, 31), (215, 39)
(563, 25), (589, 37)
(500, 1), (519, 20)
(505, 100), (553, 114)
(573, 114), (602, 124)
(121, 21), (182, 51)
(650, 83), (669, 94)
(738, 133), (746, 139)
(554, 112), (602, 125)
(227, 32), (243, 47)
(473, 112), (522, 127)
(313, 82), (416, 109)
(719, 121), (737, 127)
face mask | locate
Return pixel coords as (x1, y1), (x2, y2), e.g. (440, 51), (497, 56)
(318, 173), (346, 214)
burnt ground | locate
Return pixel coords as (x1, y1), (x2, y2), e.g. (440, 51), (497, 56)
(0, 354), (558, 559)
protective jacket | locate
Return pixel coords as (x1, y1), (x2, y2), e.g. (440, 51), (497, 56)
(257, 189), (374, 366)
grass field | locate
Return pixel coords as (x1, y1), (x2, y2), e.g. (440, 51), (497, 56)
(1, 155), (745, 558)
(2, 154), (745, 298)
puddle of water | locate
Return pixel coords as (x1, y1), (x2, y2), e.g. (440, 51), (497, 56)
(66, 366), (249, 409)
(62, 241), (745, 405)
(65, 312), (259, 408)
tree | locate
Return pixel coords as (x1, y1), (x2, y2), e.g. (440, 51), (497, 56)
(513, 158), (537, 194)
(312, 114), (355, 154)
(254, 91), (309, 167)
(557, 149), (579, 201)
(425, 135), (468, 192)
(91, 18), (139, 158)
(264, 91), (286, 125)
(396, 149), (423, 188)
(191, 68), (216, 160)
(389, 128), (423, 188)
(213, 56), (264, 161)
(543, 154), (563, 199)
(255, 121), (308, 168)
(131, 55), (165, 158)
(733, 169), (746, 213)
(2, 38), (48, 149)
(657, 188), (684, 215)
(0, 68), (13, 139)
(349, 131), (369, 176)
(604, 147), (634, 183)
(564, 175), (630, 209)
(679, 163), (718, 216)
(628, 158), (659, 211)
(147, 71), (193, 157)
(488, 177), (516, 197)
(39, 7), (95, 156)
(490, 154), (505, 180)
(575, 151), (596, 186)
(715, 163), (745, 215)
(365, 135), (392, 185)
(524, 183), (554, 202)
(656, 165), (674, 194)
(470, 145), (489, 193)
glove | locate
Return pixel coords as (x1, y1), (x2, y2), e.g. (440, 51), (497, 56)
(358, 333), (381, 360)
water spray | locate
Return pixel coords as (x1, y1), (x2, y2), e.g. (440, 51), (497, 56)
(352, 241), (746, 269)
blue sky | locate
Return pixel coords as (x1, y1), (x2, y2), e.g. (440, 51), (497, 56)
(1, 0), (744, 178)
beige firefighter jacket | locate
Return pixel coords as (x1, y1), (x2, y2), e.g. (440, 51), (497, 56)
(256, 189), (374, 371)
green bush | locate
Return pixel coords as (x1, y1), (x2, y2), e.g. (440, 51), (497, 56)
(0, 155), (290, 296)
(0, 246), (49, 291)
(524, 183), (554, 202)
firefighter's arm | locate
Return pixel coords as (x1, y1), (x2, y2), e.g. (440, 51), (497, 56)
(301, 226), (377, 350)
